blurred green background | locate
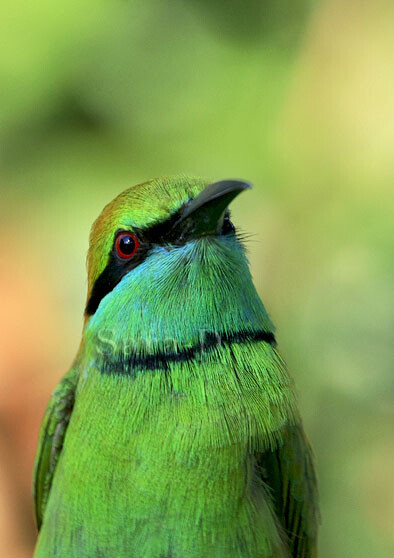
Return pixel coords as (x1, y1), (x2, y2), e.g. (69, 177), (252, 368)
(0, 1), (393, 556)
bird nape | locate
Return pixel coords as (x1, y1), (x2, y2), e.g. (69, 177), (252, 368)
(33, 176), (319, 558)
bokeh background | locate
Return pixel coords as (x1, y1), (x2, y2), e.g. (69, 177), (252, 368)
(0, 1), (393, 556)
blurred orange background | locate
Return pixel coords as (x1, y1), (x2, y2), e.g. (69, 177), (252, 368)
(0, 1), (393, 556)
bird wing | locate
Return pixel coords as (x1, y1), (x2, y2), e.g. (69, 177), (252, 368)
(33, 367), (79, 530)
(256, 422), (320, 558)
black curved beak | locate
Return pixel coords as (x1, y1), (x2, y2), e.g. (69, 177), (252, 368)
(167, 179), (252, 242)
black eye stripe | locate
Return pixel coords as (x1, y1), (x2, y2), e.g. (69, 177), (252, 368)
(85, 231), (151, 316)
(85, 209), (234, 316)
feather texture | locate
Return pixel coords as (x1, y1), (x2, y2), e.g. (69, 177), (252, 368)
(33, 176), (319, 557)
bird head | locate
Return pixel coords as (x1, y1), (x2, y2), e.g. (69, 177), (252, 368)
(84, 176), (273, 353)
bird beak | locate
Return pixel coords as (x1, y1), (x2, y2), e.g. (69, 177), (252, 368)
(167, 179), (252, 242)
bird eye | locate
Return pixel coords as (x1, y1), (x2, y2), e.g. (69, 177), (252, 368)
(222, 216), (236, 235)
(115, 232), (140, 260)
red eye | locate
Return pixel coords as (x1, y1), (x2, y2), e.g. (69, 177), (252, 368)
(115, 232), (140, 259)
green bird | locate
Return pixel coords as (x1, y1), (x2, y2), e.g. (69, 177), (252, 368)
(33, 176), (319, 557)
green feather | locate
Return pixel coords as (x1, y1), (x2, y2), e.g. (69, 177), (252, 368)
(33, 176), (319, 557)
